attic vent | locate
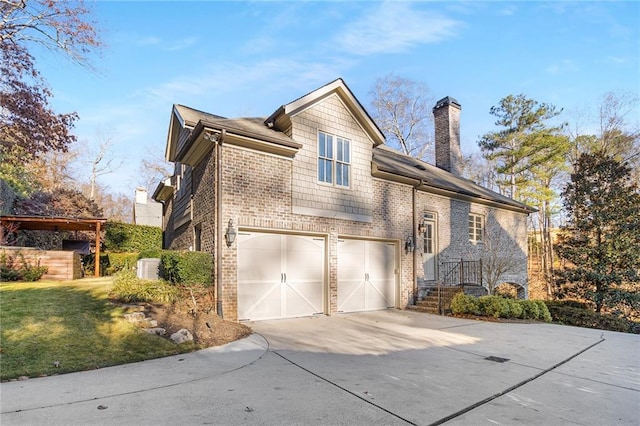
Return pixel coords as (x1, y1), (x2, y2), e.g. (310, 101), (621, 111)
(414, 164), (427, 171)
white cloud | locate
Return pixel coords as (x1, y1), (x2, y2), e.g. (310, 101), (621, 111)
(606, 56), (631, 65)
(498, 5), (517, 16)
(163, 37), (199, 52)
(545, 59), (577, 75)
(135, 36), (161, 46)
(335, 1), (461, 56)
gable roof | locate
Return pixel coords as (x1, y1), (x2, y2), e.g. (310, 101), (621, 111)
(166, 104), (301, 164)
(266, 78), (385, 147)
(372, 145), (535, 213)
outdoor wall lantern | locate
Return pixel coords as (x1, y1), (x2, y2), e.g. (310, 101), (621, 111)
(225, 219), (236, 247)
(405, 235), (415, 253)
(418, 221), (426, 234)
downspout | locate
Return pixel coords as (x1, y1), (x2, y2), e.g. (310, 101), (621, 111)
(216, 129), (226, 318)
(412, 180), (424, 305)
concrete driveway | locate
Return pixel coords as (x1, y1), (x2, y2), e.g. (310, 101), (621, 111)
(1, 310), (638, 425)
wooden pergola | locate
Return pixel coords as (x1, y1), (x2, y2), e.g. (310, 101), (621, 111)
(0, 215), (108, 277)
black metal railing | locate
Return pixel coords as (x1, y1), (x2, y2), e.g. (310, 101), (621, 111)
(440, 259), (483, 287)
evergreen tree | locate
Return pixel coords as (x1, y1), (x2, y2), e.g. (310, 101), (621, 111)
(555, 153), (640, 313)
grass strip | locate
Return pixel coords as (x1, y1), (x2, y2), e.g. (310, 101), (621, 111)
(0, 277), (191, 381)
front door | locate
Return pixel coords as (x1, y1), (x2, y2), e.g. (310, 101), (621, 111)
(422, 213), (437, 281)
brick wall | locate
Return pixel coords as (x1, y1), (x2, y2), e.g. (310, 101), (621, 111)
(414, 191), (529, 293)
(209, 142), (415, 321)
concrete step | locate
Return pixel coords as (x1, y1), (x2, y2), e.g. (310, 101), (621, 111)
(406, 305), (439, 314)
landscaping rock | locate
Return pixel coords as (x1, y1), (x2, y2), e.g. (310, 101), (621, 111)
(121, 304), (145, 312)
(124, 312), (146, 322)
(170, 329), (193, 344)
(136, 319), (158, 328)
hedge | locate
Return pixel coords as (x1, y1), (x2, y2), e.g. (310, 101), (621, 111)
(451, 293), (551, 322)
(160, 251), (213, 287)
(103, 222), (162, 253)
(544, 301), (639, 334)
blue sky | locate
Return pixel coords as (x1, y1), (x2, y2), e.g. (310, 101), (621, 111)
(38, 1), (639, 196)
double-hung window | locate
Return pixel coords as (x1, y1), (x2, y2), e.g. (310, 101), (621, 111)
(318, 131), (350, 188)
(469, 213), (483, 243)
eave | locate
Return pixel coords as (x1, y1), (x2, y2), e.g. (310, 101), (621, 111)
(152, 178), (174, 202)
(371, 163), (536, 215)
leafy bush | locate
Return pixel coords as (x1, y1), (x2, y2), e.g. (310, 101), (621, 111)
(534, 300), (552, 322)
(19, 254), (48, 282)
(478, 296), (510, 318)
(82, 253), (110, 276)
(544, 301), (637, 333)
(451, 293), (479, 315)
(506, 298), (523, 318)
(110, 270), (179, 304)
(106, 252), (139, 275)
(449, 293), (551, 322)
(1, 251), (20, 281)
(138, 249), (163, 259)
(160, 251), (213, 287)
(519, 300), (540, 320)
(104, 222), (162, 253)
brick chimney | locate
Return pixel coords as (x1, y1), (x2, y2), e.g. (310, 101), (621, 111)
(135, 187), (148, 204)
(433, 96), (462, 176)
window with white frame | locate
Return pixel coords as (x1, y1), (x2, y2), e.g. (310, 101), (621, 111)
(318, 131), (350, 187)
(469, 213), (483, 243)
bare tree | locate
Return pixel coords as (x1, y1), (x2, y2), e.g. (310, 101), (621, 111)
(460, 152), (503, 194)
(137, 146), (173, 194)
(27, 144), (79, 191)
(369, 73), (435, 160)
(86, 130), (122, 200)
(567, 91), (639, 168)
(0, 0), (101, 65)
(467, 220), (528, 296)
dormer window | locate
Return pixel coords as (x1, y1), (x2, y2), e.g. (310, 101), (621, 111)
(318, 131), (350, 188)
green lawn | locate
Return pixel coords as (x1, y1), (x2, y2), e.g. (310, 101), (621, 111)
(0, 277), (192, 381)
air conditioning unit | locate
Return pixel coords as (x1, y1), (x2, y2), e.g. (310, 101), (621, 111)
(136, 258), (161, 280)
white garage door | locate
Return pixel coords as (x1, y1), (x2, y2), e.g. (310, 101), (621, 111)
(337, 239), (397, 313)
(238, 232), (325, 321)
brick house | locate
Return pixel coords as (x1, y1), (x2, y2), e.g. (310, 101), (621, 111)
(153, 79), (534, 321)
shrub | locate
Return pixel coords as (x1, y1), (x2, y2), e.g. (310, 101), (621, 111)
(82, 253), (110, 277)
(519, 300), (540, 320)
(160, 251), (213, 287)
(104, 222), (162, 253)
(111, 270), (179, 304)
(534, 300), (552, 322)
(138, 249), (163, 259)
(106, 252), (139, 275)
(544, 301), (636, 332)
(1, 251), (20, 281)
(478, 296), (510, 318)
(18, 254), (48, 282)
(506, 298), (523, 318)
(451, 292), (479, 315)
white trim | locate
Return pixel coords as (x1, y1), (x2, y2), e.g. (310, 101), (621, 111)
(225, 143), (295, 162)
(317, 129), (351, 189)
(292, 205), (373, 223)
